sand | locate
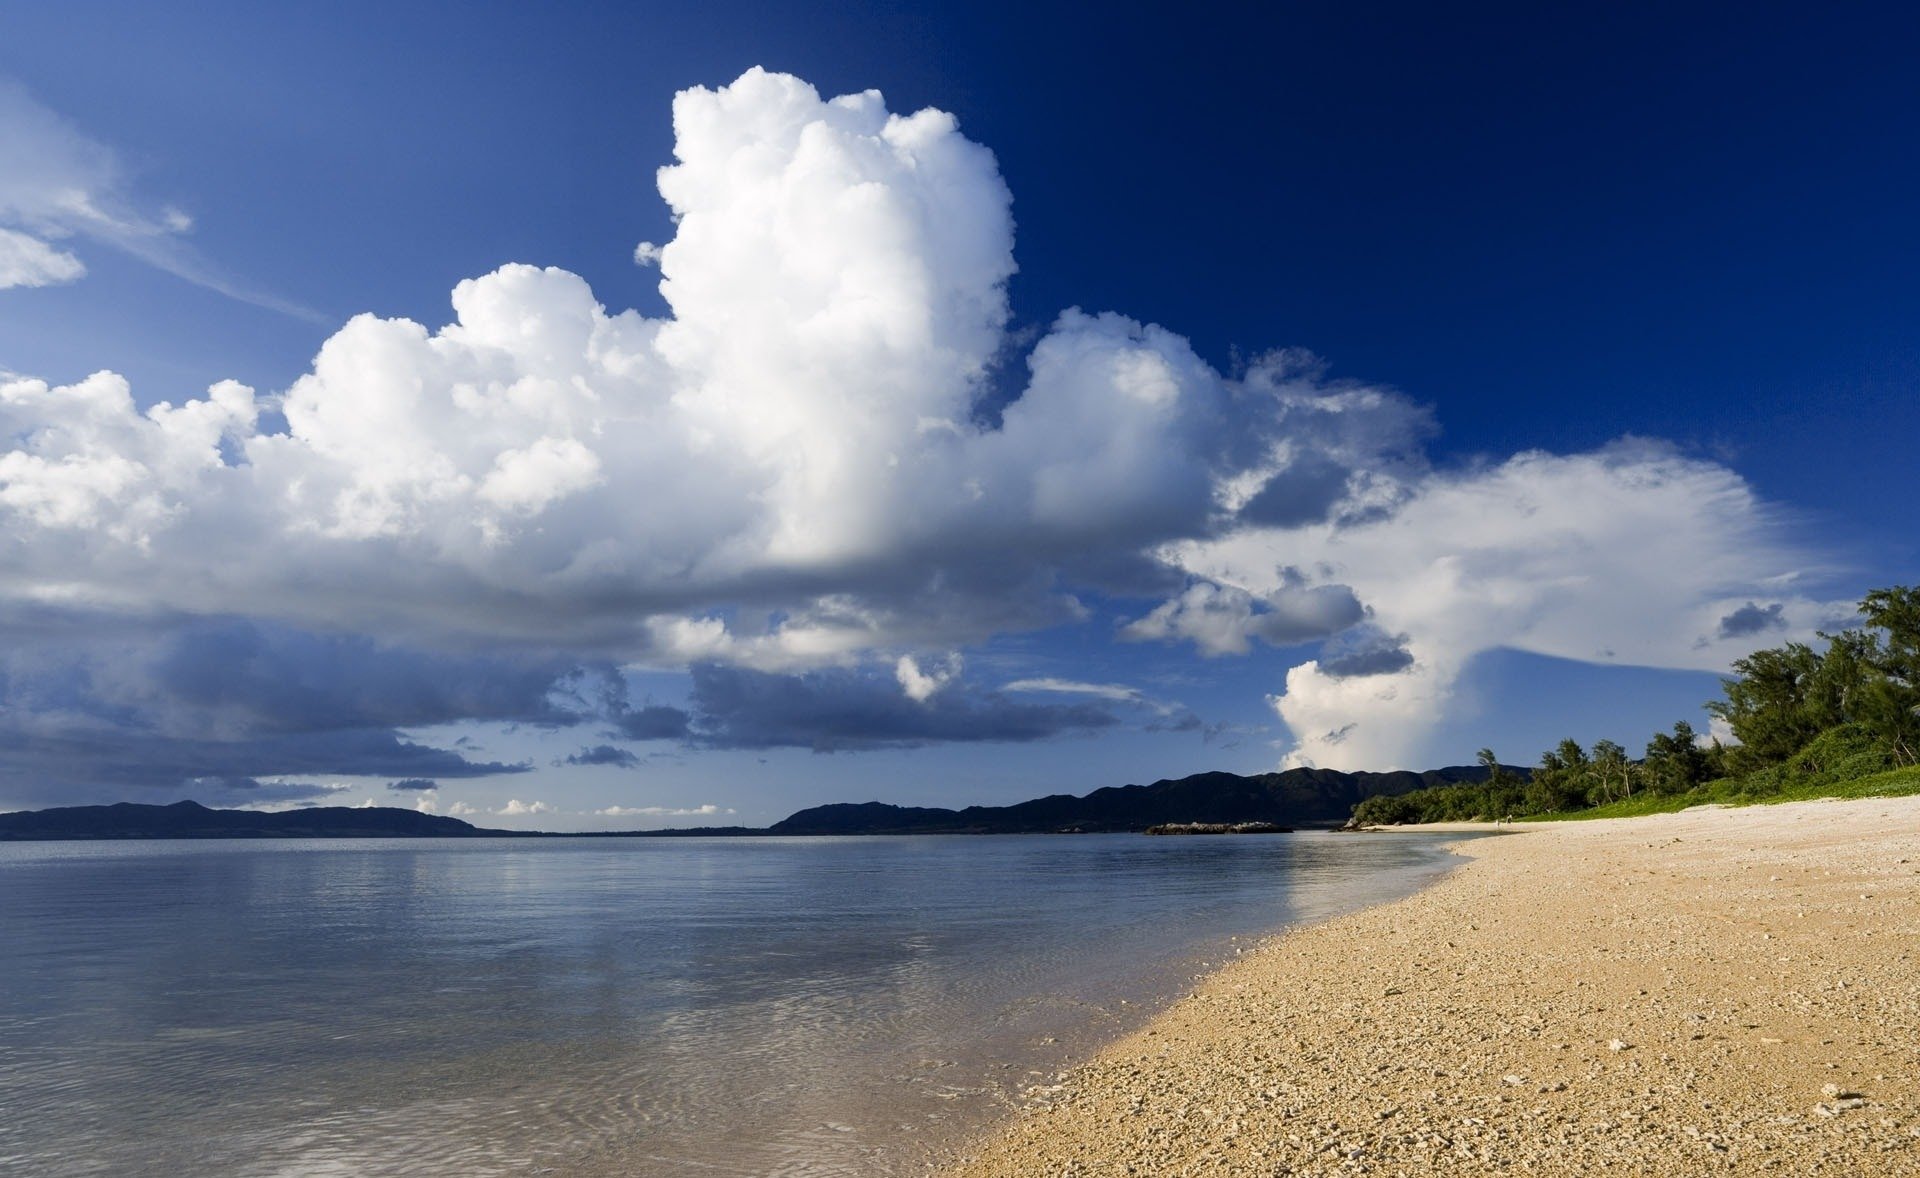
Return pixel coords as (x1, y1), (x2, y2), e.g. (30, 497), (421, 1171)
(941, 796), (1920, 1175)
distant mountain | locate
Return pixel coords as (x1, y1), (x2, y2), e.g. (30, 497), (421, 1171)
(0, 764), (1522, 840)
(0, 800), (508, 840)
(768, 765), (1515, 835)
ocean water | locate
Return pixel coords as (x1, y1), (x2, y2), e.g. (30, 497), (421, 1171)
(0, 832), (1460, 1176)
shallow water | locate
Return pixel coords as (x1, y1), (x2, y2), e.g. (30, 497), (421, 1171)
(0, 832), (1459, 1176)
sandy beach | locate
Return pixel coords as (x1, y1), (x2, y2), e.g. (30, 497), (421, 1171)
(942, 796), (1920, 1175)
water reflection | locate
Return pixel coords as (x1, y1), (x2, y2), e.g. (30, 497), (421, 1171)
(0, 833), (1459, 1176)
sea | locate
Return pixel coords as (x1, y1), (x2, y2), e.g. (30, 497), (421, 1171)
(0, 831), (1461, 1176)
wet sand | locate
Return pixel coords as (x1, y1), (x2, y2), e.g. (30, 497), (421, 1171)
(941, 796), (1920, 1175)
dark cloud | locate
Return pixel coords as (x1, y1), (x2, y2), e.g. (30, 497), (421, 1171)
(1200, 720), (1250, 749)
(1122, 577), (1364, 655)
(559, 664), (694, 742)
(0, 724), (528, 809)
(0, 614), (571, 807)
(1317, 625), (1415, 679)
(611, 705), (692, 741)
(562, 744), (643, 769)
(1254, 584), (1367, 645)
(1146, 710), (1204, 733)
(137, 619), (582, 734)
(1717, 601), (1787, 639)
(683, 664), (1120, 752)
(186, 778), (351, 807)
(1237, 452), (1351, 528)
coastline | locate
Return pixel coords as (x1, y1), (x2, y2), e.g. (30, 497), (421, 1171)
(940, 796), (1920, 1175)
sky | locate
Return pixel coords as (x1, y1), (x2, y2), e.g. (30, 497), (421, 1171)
(0, 3), (1914, 829)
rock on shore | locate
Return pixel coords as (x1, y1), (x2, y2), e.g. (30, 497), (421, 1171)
(942, 796), (1920, 1175)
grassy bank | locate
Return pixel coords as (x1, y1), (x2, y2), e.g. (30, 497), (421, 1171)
(1362, 723), (1920, 828)
(1353, 585), (1920, 829)
(1540, 759), (1920, 821)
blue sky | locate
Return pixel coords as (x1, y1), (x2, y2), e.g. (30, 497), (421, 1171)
(0, 3), (1912, 828)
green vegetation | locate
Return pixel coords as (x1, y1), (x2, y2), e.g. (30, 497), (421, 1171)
(1350, 586), (1920, 826)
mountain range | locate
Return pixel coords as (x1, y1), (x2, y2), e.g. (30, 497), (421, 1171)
(0, 799), (506, 840)
(0, 764), (1514, 840)
(763, 765), (1505, 834)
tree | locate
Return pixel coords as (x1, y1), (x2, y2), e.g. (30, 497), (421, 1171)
(1352, 793), (1418, 826)
(1857, 587), (1920, 765)
(1806, 629), (1876, 727)
(1709, 642), (1827, 771)
(1589, 739), (1631, 802)
(1477, 747), (1511, 787)
(1643, 721), (1711, 795)
(1527, 739), (1589, 813)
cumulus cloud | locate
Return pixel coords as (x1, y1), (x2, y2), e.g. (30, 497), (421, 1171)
(497, 798), (552, 816)
(896, 653), (961, 702)
(1164, 442), (1834, 768)
(0, 67), (1835, 798)
(0, 69), (1412, 666)
(596, 803), (733, 818)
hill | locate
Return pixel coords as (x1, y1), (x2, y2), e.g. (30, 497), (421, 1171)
(768, 765), (1509, 834)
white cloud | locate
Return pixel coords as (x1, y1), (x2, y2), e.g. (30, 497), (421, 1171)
(632, 241), (662, 267)
(0, 371), (256, 540)
(1163, 442), (1833, 769)
(0, 226), (84, 288)
(496, 798), (553, 816)
(1122, 579), (1363, 656)
(0, 79), (314, 317)
(896, 653), (961, 702)
(0, 69), (1256, 660)
(595, 803), (733, 817)
(1003, 678), (1143, 703)
(476, 435), (603, 517)
(1267, 660), (1450, 771)
(446, 801), (479, 817)
(0, 68), (1830, 780)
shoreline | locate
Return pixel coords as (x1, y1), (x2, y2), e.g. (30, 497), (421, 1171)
(939, 796), (1920, 1174)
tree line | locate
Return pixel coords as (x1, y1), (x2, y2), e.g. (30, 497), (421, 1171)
(1351, 585), (1920, 825)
